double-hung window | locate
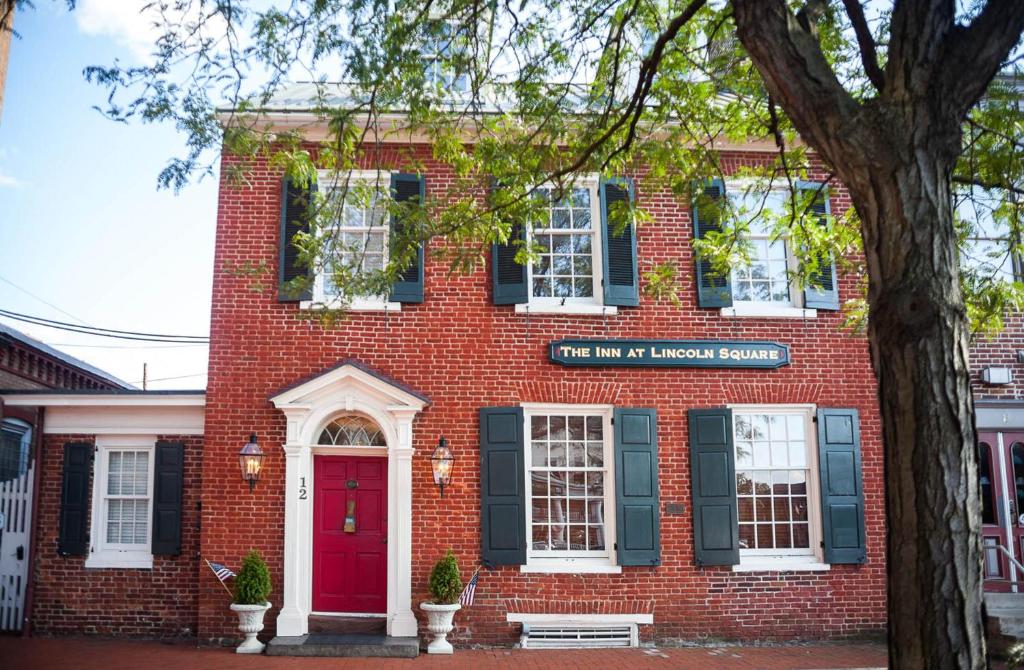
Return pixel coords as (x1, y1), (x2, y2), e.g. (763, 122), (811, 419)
(524, 406), (617, 572)
(523, 181), (604, 313)
(86, 437), (155, 569)
(732, 407), (824, 569)
(421, 21), (470, 99)
(314, 170), (397, 311)
(728, 189), (801, 310)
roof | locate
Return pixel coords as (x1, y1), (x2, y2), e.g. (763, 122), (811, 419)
(270, 357), (431, 405)
(0, 322), (133, 389)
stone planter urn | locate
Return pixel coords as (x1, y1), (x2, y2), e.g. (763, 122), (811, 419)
(420, 602), (461, 654)
(230, 602), (271, 654)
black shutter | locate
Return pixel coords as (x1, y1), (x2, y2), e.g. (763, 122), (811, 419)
(491, 225), (528, 305)
(799, 182), (840, 310)
(58, 442), (92, 556)
(480, 407), (526, 566)
(692, 179), (732, 308)
(689, 408), (739, 566)
(389, 173), (426, 303)
(614, 408), (660, 566)
(152, 441), (185, 556)
(600, 179), (639, 307)
(817, 408), (867, 564)
(278, 176), (316, 302)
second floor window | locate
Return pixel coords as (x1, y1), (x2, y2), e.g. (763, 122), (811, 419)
(730, 189), (796, 307)
(528, 183), (603, 305)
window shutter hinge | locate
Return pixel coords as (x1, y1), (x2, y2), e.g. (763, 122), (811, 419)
(820, 540), (825, 548)
(614, 542), (618, 550)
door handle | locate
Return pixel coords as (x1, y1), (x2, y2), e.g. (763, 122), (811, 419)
(381, 537), (387, 544)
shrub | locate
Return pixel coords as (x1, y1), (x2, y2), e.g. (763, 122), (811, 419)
(1009, 642), (1024, 669)
(233, 550), (272, 606)
(428, 549), (462, 604)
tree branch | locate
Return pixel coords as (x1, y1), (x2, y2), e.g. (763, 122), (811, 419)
(841, 0), (885, 92)
(940, 0), (1024, 118)
(953, 174), (1024, 197)
(885, 0), (955, 101)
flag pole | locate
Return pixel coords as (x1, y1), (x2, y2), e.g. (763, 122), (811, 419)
(205, 558), (234, 598)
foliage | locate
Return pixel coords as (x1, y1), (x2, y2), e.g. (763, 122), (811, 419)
(1010, 642), (1024, 670)
(233, 550), (272, 606)
(427, 549), (462, 605)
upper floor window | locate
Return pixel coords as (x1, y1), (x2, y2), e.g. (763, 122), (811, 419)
(729, 190), (794, 306)
(314, 170), (397, 310)
(421, 21), (470, 98)
(959, 188), (1023, 282)
(526, 181), (603, 309)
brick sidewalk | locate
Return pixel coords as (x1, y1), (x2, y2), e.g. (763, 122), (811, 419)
(0, 637), (888, 670)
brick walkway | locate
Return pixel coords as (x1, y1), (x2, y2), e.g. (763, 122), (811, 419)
(1, 637), (888, 669)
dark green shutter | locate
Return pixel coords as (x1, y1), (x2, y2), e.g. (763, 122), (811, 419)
(614, 408), (660, 566)
(480, 407), (526, 566)
(58, 442), (92, 556)
(491, 224), (528, 305)
(600, 178), (639, 307)
(389, 173), (426, 303)
(798, 182), (840, 310)
(817, 408), (867, 564)
(278, 176), (316, 302)
(692, 179), (732, 308)
(152, 441), (185, 556)
(689, 408), (739, 566)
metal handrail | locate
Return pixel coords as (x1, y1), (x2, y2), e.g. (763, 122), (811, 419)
(987, 542), (1024, 593)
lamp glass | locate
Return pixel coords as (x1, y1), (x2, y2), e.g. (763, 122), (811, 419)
(238, 434), (263, 490)
(431, 438), (454, 488)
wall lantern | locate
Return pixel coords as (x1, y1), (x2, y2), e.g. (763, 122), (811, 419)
(239, 433), (264, 492)
(431, 436), (455, 498)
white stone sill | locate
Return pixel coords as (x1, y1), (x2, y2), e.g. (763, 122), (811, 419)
(720, 305), (817, 319)
(520, 562), (622, 574)
(515, 303), (618, 316)
(731, 561), (831, 573)
(299, 300), (403, 312)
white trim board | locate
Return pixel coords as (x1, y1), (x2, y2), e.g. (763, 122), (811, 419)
(36, 405), (205, 436)
(507, 613), (654, 625)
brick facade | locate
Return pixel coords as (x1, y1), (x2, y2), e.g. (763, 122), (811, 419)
(30, 434), (202, 638)
(971, 318), (1024, 401)
(196, 144), (887, 645)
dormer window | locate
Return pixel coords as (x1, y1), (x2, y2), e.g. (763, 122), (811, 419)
(421, 21), (470, 97)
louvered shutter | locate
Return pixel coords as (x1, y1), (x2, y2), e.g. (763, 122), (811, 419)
(151, 441), (185, 556)
(491, 223), (528, 305)
(692, 179), (732, 308)
(600, 178), (639, 307)
(58, 442), (92, 556)
(799, 182), (840, 310)
(817, 408), (867, 564)
(614, 408), (660, 566)
(480, 407), (527, 566)
(278, 176), (317, 302)
(388, 173), (426, 303)
(689, 409), (740, 566)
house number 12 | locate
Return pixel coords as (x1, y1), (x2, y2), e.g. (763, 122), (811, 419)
(299, 477), (308, 500)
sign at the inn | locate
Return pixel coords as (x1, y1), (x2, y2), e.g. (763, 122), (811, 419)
(549, 339), (790, 369)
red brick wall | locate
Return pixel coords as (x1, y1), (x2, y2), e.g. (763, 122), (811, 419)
(201, 145), (886, 644)
(31, 434), (202, 638)
(971, 317), (1024, 400)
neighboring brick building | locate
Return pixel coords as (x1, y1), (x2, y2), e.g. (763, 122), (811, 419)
(3, 98), (887, 648)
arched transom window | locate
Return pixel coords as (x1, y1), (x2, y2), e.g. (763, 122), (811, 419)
(318, 415), (387, 446)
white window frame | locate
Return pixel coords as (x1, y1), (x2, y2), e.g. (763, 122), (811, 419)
(421, 18), (472, 101)
(515, 176), (616, 317)
(85, 435), (156, 569)
(305, 169), (402, 313)
(720, 181), (817, 320)
(727, 404), (829, 573)
(520, 403), (620, 574)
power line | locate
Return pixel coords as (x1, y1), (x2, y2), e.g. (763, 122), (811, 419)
(0, 274), (93, 326)
(127, 371), (208, 385)
(0, 308), (209, 343)
(49, 342), (209, 350)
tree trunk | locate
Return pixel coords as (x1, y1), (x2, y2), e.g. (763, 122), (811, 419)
(845, 108), (986, 669)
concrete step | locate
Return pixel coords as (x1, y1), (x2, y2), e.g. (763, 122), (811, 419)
(266, 633), (419, 658)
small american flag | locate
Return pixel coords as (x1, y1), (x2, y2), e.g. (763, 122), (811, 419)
(458, 568), (480, 607)
(206, 560), (236, 582)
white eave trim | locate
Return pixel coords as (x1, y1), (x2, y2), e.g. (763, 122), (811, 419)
(0, 393), (206, 407)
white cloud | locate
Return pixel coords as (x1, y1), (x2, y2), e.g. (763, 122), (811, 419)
(0, 172), (23, 188)
(75, 0), (161, 62)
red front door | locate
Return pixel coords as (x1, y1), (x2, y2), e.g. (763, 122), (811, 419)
(312, 455), (388, 613)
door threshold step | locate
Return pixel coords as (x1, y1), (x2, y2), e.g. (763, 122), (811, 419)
(266, 633), (419, 658)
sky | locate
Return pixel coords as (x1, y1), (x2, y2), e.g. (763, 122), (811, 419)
(0, 1), (217, 390)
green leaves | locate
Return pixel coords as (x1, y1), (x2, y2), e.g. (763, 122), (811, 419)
(427, 549), (463, 605)
(233, 550), (272, 606)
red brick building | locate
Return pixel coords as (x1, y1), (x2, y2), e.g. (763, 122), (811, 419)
(2, 106), (888, 648)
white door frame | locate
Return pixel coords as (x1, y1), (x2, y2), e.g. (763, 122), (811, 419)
(270, 363), (428, 638)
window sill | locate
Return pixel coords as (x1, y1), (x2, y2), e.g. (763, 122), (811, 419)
(515, 303), (618, 316)
(300, 300), (403, 313)
(732, 559), (830, 573)
(520, 561), (622, 574)
(720, 305), (817, 319)
(84, 553), (154, 569)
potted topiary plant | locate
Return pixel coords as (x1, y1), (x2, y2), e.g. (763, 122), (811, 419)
(419, 549), (463, 654)
(229, 550), (273, 654)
